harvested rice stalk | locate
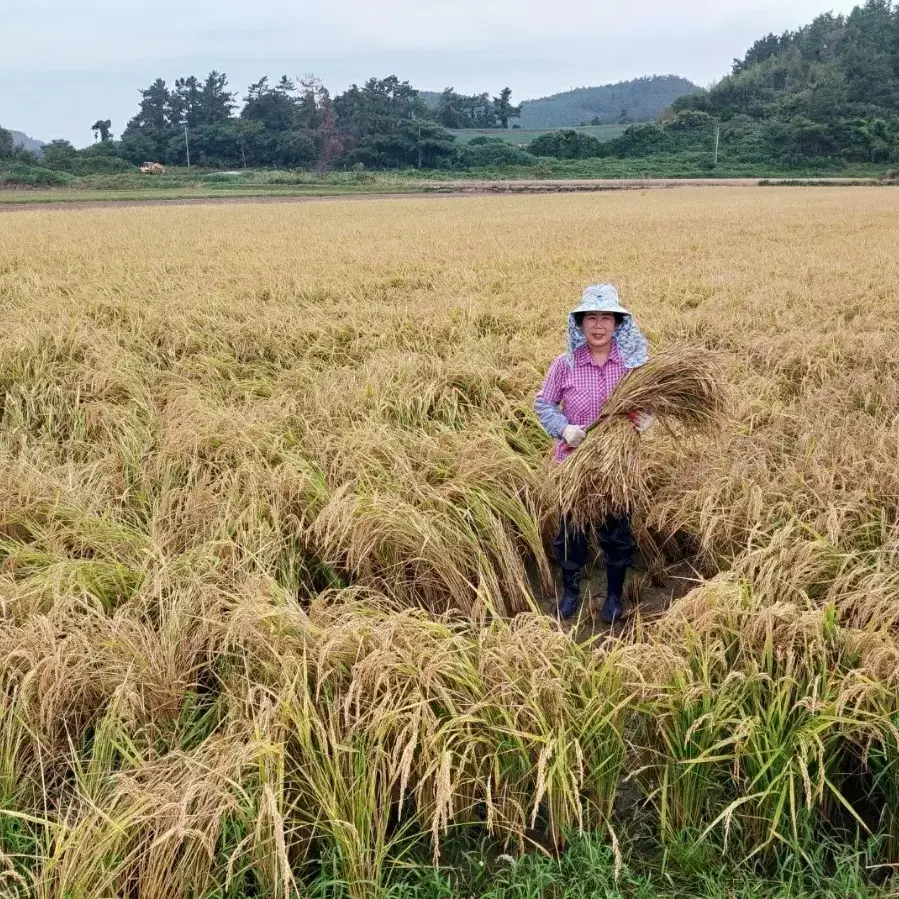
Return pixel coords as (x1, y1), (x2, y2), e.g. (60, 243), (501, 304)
(550, 350), (728, 529)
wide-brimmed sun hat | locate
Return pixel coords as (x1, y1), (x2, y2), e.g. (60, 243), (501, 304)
(566, 283), (648, 370)
(569, 283), (632, 318)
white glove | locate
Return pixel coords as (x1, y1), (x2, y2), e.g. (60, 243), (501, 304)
(630, 411), (656, 434)
(562, 425), (587, 448)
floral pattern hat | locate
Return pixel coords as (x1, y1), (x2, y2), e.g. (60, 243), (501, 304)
(566, 283), (648, 369)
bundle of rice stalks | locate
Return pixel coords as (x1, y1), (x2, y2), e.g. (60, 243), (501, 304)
(550, 350), (728, 529)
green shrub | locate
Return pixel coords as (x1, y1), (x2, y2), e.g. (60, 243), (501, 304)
(0, 164), (74, 186)
(458, 139), (533, 167)
(66, 155), (133, 176)
(528, 129), (605, 159)
(605, 123), (676, 157)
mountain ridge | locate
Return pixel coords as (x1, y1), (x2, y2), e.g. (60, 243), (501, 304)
(420, 76), (702, 128)
(518, 76), (703, 128)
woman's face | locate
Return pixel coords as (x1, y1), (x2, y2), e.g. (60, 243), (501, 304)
(581, 311), (617, 352)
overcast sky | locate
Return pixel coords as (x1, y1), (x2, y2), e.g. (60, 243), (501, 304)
(3, 0), (861, 145)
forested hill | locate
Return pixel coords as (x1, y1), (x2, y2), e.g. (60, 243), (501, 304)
(422, 77), (701, 126)
(672, 0), (899, 161)
(518, 77), (702, 128)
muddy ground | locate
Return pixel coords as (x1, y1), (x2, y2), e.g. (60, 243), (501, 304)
(537, 550), (700, 639)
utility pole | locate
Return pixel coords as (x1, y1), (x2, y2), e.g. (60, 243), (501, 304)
(417, 121), (422, 169)
(184, 121), (191, 168)
(713, 122), (720, 168)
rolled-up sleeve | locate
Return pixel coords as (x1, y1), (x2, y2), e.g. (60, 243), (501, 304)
(534, 358), (569, 439)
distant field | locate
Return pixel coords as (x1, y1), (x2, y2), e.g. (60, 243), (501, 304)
(449, 123), (627, 144)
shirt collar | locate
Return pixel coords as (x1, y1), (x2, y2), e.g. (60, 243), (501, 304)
(574, 341), (621, 368)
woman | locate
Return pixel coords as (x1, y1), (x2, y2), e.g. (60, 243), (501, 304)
(535, 284), (654, 623)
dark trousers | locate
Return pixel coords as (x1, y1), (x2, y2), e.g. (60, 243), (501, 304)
(553, 514), (635, 572)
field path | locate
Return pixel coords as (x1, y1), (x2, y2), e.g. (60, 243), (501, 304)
(0, 176), (879, 212)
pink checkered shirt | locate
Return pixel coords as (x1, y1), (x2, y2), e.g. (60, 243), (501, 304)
(536, 343), (628, 462)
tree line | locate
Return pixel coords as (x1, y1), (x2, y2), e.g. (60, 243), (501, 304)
(1, 74), (522, 172)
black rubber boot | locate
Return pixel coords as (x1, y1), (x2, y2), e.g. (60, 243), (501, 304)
(600, 564), (627, 624)
(557, 566), (583, 620)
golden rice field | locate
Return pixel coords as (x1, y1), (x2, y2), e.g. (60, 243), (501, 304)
(2, 188), (899, 897)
